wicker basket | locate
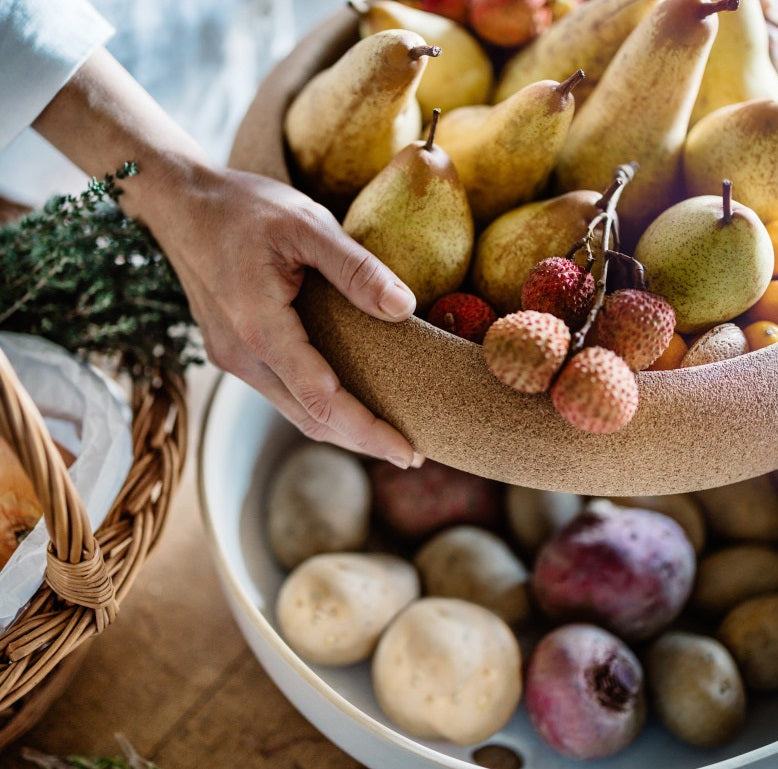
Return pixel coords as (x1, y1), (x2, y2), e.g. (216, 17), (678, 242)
(0, 204), (188, 748)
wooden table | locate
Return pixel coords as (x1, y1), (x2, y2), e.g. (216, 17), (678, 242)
(2, 364), (363, 769)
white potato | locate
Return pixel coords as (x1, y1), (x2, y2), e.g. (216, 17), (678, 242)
(372, 597), (522, 745)
(414, 525), (531, 625)
(276, 552), (419, 666)
(505, 485), (583, 554)
(266, 442), (371, 569)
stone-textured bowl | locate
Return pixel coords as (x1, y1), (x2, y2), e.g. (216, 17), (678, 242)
(229, 8), (778, 497)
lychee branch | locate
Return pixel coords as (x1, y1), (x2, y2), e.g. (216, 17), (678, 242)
(571, 163), (637, 352)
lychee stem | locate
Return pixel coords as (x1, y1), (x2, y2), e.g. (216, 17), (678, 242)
(557, 69), (586, 99)
(721, 179), (733, 225)
(424, 108), (441, 152)
(409, 45), (442, 61)
(698, 0), (739, 18)
(571, 164), (637, 353)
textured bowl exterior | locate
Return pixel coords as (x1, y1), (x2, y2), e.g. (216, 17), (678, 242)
(229, 9), (778, 496)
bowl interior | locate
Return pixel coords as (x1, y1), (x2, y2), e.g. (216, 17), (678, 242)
(199, 372), (778, 769)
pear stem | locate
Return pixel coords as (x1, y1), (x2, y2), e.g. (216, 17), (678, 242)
(570, 163), (637, 353)
(558, 69), (586, 99)
(722, 179), (733, 224)
(346, 0), (370, 14)
(424, 108), (441, 152)
(409, 45), (442, 61)
(698, 0), (739, 18)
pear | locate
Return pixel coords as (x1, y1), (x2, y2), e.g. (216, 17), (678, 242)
(554, 0), (739, 247)
(684, 98), (778, 224)
(691, 0), (778, 126)
(472, 189), (602, 315)
(434, 70), (585, 225)
(342, 110), (474, 312)
(352, 0), (493, 115)
(635, 181), (774, 334)
(493, 0), (659, 106)
(284, 29), (440, 200)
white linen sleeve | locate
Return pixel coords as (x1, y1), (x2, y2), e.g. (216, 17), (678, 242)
(0, 0), (114, 152)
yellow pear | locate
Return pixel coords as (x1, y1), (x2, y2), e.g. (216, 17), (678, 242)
(342, 110), (474, 312)
(353, 0), (493, 115)
(691, 0), (778, 126)
(435, 70), (584, 225)
(685, 98), (778, 224)
(472, 189), (602, 315)
(554, 0), (739, 247)
(635, 181), (773, 333)
(284, 29), (440, 200)
(493, 0), (659, 106)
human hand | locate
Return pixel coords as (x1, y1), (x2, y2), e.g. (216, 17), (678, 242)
(143, 166), (424, 468)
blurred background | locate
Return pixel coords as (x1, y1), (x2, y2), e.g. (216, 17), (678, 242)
(0, 0), (341, 205)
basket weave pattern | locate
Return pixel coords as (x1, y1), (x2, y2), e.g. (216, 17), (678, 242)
(0, 347), (187, 743)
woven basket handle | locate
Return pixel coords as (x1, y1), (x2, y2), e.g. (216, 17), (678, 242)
(0, 348), (117, 631)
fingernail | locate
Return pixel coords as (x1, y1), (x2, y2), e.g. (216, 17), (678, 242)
(411, 452), (425, 468)
(387, 454), (410, 469)
(379, 283), (416, 319)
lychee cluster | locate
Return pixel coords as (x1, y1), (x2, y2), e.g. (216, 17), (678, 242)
(482, 261), (677, 434)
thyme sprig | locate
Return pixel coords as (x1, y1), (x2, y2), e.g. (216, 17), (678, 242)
(0, 163), (201, 377)
(21, 733), (162, 769)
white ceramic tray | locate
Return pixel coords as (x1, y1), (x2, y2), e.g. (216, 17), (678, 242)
(198, 372), (778, 769)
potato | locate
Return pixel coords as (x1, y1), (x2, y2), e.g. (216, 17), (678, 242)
(368, 459), (500, 539)
(691, 544), (778, 616)
(645, 631), (746, 748)
(372, 597), (522, 745)
(276, 552), (419, 666)
(504, 484), (582, 555)
(607, 493), (707, 554)
(266, 443), (371, 569)
(718, 593), (778, 691)
(414, 525), (531, 625)
(694, 474), (778, 543)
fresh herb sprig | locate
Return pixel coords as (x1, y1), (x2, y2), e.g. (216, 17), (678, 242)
(0, 163), (201, 376)
(21, 733), (162, 769)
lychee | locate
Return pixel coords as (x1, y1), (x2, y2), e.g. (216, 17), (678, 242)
(483, 310), (571, 394)
(521, 256), (596, 330)
(427, 292), (498, 344)
(586, 288), (676, 371)
(550, 346), (639, 433)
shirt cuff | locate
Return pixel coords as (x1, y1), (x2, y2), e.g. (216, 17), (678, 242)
(0, 0), (114, 151)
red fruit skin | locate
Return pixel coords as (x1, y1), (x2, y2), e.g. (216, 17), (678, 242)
(532, 502), (697, 642)
(521, 256), (596, 330)
(550, 346), (638, 434)
(525, 623), (646, 760)
(587, 289), (676, 371)
(368, 459), (501, 538)
(468, 0), (553, 46)
(420, 0), (469, 23)
(427, 292), (498, 343)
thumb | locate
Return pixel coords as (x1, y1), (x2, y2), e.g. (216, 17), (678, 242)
(313, 228), (417, 322)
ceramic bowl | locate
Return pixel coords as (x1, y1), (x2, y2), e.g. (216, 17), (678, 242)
(228, 8), (778, 497)
(198, 371), (778, 769)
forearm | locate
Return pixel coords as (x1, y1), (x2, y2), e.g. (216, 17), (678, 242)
(31, 47), (214, 229)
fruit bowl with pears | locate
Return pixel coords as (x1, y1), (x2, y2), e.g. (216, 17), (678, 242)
(231, 0), (778, 499)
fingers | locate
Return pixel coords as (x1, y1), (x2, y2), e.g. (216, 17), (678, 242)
(302, 210), (418, 323)
(235, 350), (423, 469)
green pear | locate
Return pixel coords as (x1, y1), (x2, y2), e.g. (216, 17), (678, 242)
(353, 0), (493, 115)
(691, 0), (778, 126)
(434, 70), (584, 225)
(493, 0), (659, 107)
(684, 98), (778, 224)
(635, 181), (774, 333)
(342, 110), (474, 312)
(472, 189), (602, 315)
(554, 0), (739, 247)
(284, 29), (440, 200)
